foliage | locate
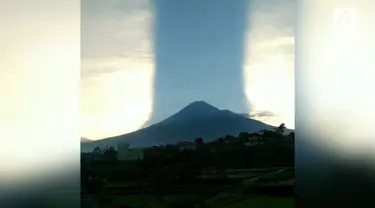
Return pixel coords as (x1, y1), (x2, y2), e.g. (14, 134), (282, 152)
(93, 146), (101, 153)
(103, 146), (117, 161)
(194, 137), (204, 148)
(275, 123), (286, 135)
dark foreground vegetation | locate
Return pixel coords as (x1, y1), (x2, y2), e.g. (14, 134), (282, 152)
(81, 124), (294, 208)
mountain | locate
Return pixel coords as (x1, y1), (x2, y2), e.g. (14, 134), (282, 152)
(81, 137), (92, 143)
(239, 113), (250, 118)
(81, 101), (274, 152)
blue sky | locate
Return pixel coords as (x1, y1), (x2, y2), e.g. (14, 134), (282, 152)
(82, 0), (295, 140)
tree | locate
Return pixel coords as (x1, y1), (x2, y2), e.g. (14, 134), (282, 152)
(92, 146), (101, 154)
(288, 132), (295, 139)
(263, 130), (279, 138)
(102, 146), (117, 161)
(194, 137), (204, 151)
(216, 137), (226, 152)
(238, 132), (249, 144)
(275, 123), (286, 135)
(224, 135), (235, 141)
(218, 137), (224, 143)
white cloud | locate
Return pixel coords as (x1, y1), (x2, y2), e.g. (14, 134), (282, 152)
(81, 0), (155, 139)
(244, 0), (295, 128)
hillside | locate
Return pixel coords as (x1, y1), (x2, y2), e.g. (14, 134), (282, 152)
(81, 137), (92, 143)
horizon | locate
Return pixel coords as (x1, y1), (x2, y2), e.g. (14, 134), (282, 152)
(82, 0), (294, 140)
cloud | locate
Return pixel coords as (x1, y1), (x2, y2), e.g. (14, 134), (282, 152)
(81, 0), (153, 60)
(250, 110), (276, 118)
(243, 0), (295, 128)
(81, 0), (155, 139)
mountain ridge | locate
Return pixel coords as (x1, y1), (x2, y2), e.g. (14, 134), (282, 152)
(81, 137), (92, 143)
(81, 101), (280, 152)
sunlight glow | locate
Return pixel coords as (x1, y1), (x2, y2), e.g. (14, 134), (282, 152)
(0, 1), (80, 183)
(81, 0), (155, 140)
(298, 1), (375, 158)
(243, 1), (295, 128)
(244, 53), (294, 125)
(81, 58), (154, 140)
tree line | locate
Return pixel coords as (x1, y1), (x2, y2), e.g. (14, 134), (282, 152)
(81, 123), (294, 194)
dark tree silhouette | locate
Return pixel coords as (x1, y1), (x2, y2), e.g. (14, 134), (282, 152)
(275, 123), (286, 135)
(92, 146), (101, 153)
(239, 132), (249, 144)
(194, 137), (204, 146)
(102, 146), (117, 161)
(81, 121), (295, 206)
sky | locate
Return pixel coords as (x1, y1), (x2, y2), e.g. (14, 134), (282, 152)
(82, 0), (295, 140)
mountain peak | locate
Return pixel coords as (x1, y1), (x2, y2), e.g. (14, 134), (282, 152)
(180, 100), (221, 115)
(159, 101), (220, 125)
(185, 100), (218, 110)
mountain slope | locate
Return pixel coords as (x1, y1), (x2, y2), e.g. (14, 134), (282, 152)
(81, 137), (92, 143)
(81, 101), (274, 151)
